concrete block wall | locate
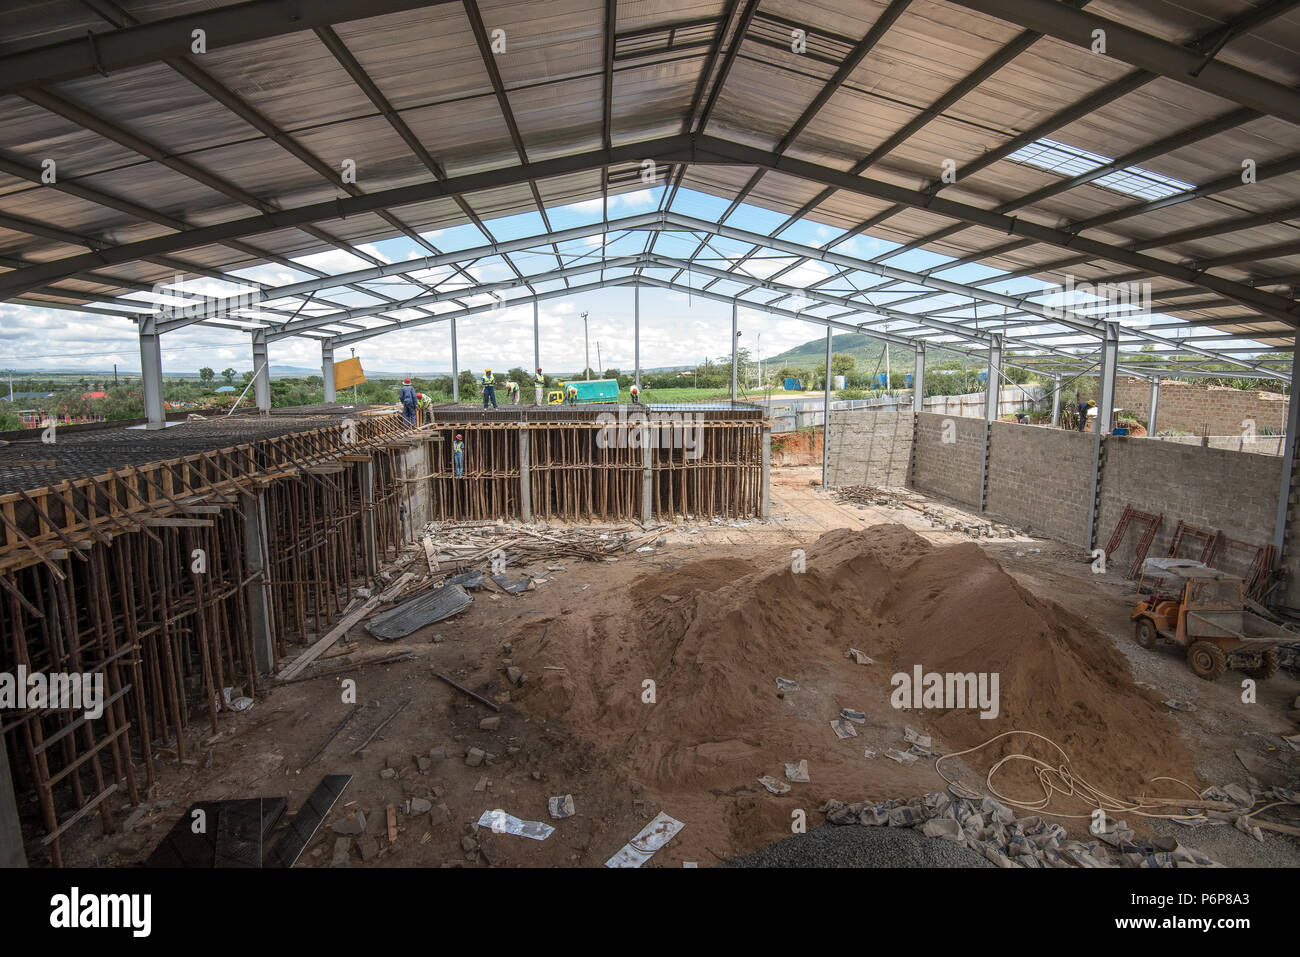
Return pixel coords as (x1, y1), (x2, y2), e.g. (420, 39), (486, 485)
(1095, 436), (1281, 570)
(1115, 376), (1289, 436)
(909, 412), (985, 508)
(832, 413), (1285, 576)
(827, 409), (914, 486)
(984, 422), (1095, 545)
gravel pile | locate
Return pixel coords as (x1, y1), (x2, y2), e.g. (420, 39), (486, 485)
(726, 824), (994, 868)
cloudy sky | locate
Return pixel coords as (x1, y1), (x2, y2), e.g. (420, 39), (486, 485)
(0, 184), (1197, 379)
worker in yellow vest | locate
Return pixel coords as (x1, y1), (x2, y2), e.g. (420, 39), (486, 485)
(533, 368), (545, 406)
(566, 385), (578, 405)
(505, 380), (520, 405)
(481, 368), (497, 409)
(630, 384), (640, 405)
(452, 433), (465, 477)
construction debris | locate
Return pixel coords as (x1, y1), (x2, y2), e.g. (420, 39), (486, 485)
(818, 791), (1232, 869)
(364, 585), (473, 640)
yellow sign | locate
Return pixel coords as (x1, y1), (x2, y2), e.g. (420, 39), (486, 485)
(333, 356), (365, 389)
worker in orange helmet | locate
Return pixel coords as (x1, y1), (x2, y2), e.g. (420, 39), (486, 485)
(399, 378), (417, 425)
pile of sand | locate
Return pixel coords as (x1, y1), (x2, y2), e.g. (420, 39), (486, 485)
(513, 525), (1200, 858)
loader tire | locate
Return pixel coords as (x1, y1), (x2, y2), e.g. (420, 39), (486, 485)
(1242, 649), (1280, 681)
(1134, 618), (1158, 650)
(1187, 641), (1227, 681)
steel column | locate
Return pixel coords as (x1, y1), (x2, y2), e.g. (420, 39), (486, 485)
(822, 325), (832, 488)
(450, 316), (459, 403)
(634, 284), (641, 390)
(251, 329), (270, 412)
(139, 316), (165, 429)
(912, 344), (925, 413)
(1052, 374), (1062, 426)
(1148, 376), (1161, 434)
(1086, 322), (1121, 549)
(1273, 346), (1300, 554)
(730, 300), (739, 401)
(322, 340), (336, 403)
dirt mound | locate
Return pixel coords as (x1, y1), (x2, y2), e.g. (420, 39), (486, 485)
(513, 525), (1200, 860)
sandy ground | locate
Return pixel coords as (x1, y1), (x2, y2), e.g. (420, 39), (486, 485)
(52, 465), (1300, 868)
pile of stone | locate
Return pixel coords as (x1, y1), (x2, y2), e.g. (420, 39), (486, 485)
(819, 791), (1224, 868)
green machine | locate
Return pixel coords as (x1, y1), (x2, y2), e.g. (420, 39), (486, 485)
(547, 378), (620, 405)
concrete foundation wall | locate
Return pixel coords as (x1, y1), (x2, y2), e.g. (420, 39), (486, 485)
(827, 409), (914, 486)
(985, 423), (1095, 545)
(1095, 437), (1281, 566)
(402, 440), (433, 536)
(1116, 376), (1289, 436)
(909, 412), (984, 507)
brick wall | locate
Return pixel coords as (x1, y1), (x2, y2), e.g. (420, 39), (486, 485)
(909, 412), (984, 507)
(826, 409), (914, 486)
(985, 422), (1095, 545)
(1095, 437), (1280, 575)
(1115, 376), (1289, 436)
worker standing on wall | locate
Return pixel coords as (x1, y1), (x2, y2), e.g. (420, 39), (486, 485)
(506, 380), (520, 405)
(534, 367), (545, 405)
(415, 390), (433, 425)
(452, 432), (465, 477)
(566, 385), (578, 405)
(630, 383), (640, 405)
(399, 378), (417, 425)
(1076, 398), (1095, 432)
(481, 368), (498, 410)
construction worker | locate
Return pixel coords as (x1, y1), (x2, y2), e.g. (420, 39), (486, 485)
(630, 383), (640, 405)
(399, 378), (417, 425)
(1076, 398), (1095, 432)
(452, 432), (465, 477)
(534, 367), (545, 406)
(506, 380), (520, 405)
(481, 368), (498, 410)
(566, 384), (578, 405)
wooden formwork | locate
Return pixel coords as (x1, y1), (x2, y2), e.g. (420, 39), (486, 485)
(0, 411), (423, 865)
(425, 418), (765, 522)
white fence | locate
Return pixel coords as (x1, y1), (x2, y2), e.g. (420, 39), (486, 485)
(766, 384), (1046, 433)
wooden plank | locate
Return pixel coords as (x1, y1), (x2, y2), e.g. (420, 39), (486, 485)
(276, 594), (384, 681)
(143, 517), (215, 528)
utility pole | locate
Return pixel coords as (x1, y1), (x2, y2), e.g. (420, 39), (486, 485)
(581, 311), (590, 380)
(596, 341), (602, 377)
(350, 347), (357, 404)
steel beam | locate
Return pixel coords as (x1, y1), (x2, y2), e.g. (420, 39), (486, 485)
(947, 0), (1300, 127)
(0, 0), (457, 95)
(0, 138), (695, 300)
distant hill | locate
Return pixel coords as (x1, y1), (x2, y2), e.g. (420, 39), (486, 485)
(764, 333), (966, 373)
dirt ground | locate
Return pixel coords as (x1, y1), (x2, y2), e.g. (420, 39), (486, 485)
(56, 465), (1300, 868)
